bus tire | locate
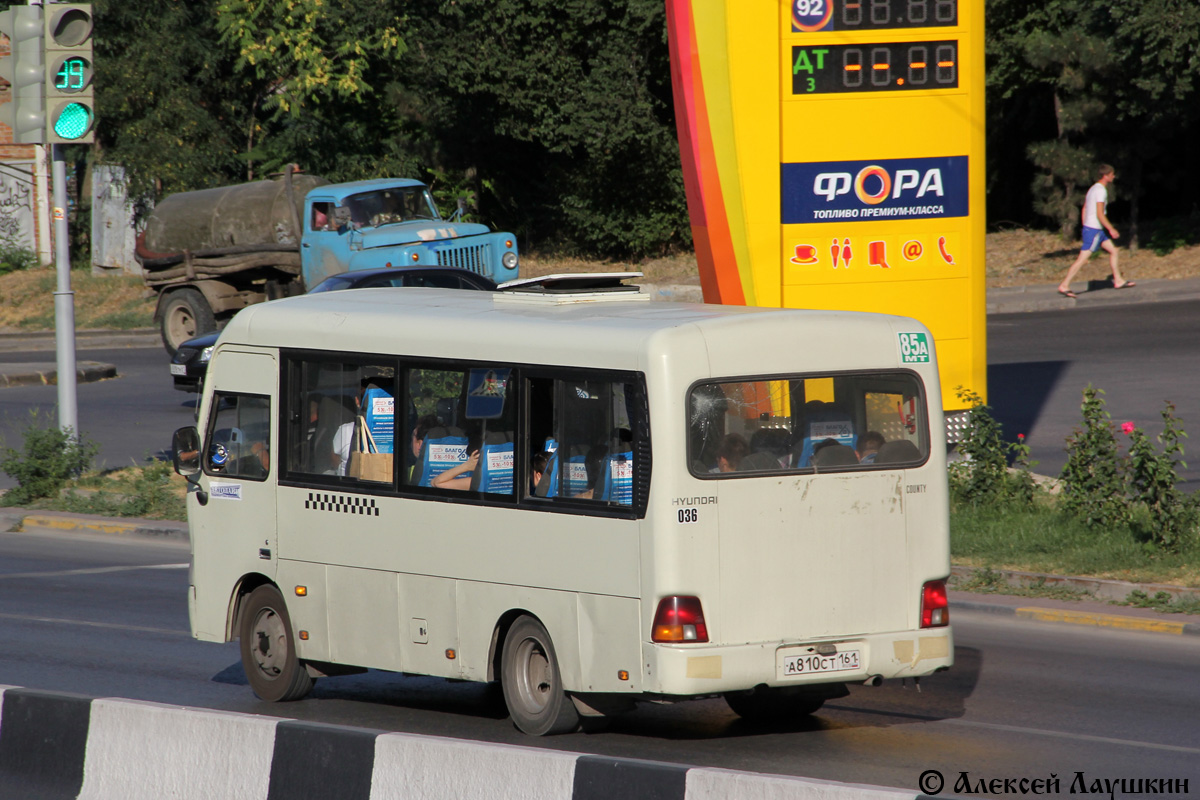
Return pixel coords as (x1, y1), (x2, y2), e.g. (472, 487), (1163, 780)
(239, 585), (314, 702)
(724, 685), (827, 721)
(500, 616), (579, 735)
(161, 287), (215, 357)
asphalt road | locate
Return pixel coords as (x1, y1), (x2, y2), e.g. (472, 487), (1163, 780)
(1, 528), (1197, 793)
(0, 344), (197, 490)
(988, 297), (1200, 490)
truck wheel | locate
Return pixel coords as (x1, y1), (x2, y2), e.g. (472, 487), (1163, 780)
(500, 616), (580, 735)
(161, 288), (215, 356)
(239, 585), (314, 702)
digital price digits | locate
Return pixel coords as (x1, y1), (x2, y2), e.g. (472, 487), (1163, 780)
(793, 0), (958, 32)
(792, 41), (958, 94)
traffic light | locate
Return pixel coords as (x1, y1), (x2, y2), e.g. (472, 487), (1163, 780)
(0, 5), (47, 144)
(44, 3), (93, 144)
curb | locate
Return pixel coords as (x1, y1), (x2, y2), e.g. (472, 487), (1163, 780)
(9, 511), (188, 542)
(0, 361), (117, 387)
(0, 686), (933, 800)
(0, 327), (161, 353)
(951, 599), (1200, 637)
(986, 276), (1200, 315)
(950, 564), (1200, 605)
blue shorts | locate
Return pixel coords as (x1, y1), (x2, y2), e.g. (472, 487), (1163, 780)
(1081, 226), (1109, 252)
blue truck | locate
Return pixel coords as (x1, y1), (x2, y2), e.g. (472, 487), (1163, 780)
(138, 168), (520, 353)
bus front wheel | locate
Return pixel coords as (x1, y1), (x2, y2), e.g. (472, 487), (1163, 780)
(500, 616), (579, 735)
(239, 585), (314, 702)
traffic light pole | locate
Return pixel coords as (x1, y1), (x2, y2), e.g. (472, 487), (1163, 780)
(51, 143), (78, 437)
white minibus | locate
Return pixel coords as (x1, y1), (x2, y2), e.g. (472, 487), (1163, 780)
(172, 275), (953, 735)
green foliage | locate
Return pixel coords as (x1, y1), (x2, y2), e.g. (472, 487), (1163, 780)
(1145, 215), (1200, 256)
(948, 387), (1037, 507)
(1125, 403), (1198, 550)
(0, 418), (99, 507)
(0, 238), (39, 276)
(94, 0), (687, 256)
(215, 0), (405, 116)
(985, 0), (1200, 236)
(60, 461), (186, 521)
(1122, 589), (1200, 615)
(1059, 385), (1128, 528)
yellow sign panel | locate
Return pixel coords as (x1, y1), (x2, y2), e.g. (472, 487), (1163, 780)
(667, 0), (986, 409)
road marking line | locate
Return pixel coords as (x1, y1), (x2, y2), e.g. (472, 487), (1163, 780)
(0, 563), (188, 580)
(1015, 606), (1188, 635)
(944, 718), (1200, 755)
(0, 611), (188, 637)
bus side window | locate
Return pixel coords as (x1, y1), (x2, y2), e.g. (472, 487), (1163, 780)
(532, 377), (636, 506)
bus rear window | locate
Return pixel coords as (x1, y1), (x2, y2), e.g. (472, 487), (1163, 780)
(688, 372), (928, 476)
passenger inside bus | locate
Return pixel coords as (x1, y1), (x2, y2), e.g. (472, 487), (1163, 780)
(431, 445), (481, 490)
(857, 431), (886, 464)
(711, 433), (749, 473)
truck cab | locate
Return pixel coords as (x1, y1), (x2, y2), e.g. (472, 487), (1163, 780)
(302, 179), (520, 289)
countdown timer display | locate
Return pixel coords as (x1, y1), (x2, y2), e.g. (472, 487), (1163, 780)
(791, 41), (958, 94)
(792, 0), (958, 31)
(53, 56), (92, 93)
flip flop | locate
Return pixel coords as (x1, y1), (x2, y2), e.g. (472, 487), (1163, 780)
(1058, 289), (1077, 299)
(1114, 281), (1136, 289)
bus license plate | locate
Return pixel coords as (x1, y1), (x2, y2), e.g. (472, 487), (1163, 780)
(780, 649), (860, 677)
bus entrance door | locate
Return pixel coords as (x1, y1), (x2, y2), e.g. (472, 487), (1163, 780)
(191, 350), (279, 641)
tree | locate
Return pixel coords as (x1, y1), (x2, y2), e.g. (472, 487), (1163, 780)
(94, 0), (251, 198)
(393, 0), (689, 256)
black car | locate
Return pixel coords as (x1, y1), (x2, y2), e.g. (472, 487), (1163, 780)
(169, 267), (497, 392)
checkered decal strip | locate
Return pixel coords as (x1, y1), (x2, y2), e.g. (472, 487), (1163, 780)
(304, 492), (380, 516)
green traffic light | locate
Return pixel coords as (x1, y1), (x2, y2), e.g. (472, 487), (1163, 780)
(53, 102), (92, 140)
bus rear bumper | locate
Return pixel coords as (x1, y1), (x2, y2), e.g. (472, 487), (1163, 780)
(641, 626), (953, 696)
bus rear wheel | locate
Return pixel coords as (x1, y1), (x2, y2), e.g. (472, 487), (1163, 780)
(724, 685), (831, 721)
(500, 616), (579, 735)
(239, 585), (314, 702)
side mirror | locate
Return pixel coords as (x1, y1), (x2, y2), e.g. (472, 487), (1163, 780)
(450, 197), (467, 222)
(173, 426), (201, 477)
(172, 426), (208, 504)
(333, 206), (352, 229)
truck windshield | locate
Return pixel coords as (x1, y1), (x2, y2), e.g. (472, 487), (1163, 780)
(343, 187), (439, 228)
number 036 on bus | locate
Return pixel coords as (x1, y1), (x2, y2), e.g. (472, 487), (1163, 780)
(172, 276), (952, 735)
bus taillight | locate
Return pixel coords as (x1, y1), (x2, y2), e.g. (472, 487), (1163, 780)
(652, 596), (709, 643)
(921, 580), (949, 628)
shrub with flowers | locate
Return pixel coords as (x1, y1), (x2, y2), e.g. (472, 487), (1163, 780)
(949, 387), (1037, 507)
(1059, 385), (1128, 528)
(1124, 402), (1198, 551)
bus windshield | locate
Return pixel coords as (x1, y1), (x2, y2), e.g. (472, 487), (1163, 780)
(689, 371), (928, 474)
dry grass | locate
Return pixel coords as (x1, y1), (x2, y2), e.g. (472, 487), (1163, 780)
(1, 229), (1197, 331)
(0, 269), (155, 331)
(986, 228), (1200, 288)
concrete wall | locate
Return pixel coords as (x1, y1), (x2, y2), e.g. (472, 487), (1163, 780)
(0, 685), (933, 800)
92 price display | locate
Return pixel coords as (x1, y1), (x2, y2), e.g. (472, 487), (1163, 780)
(793, 0), (957, 32)
(792, 41), (958, 94)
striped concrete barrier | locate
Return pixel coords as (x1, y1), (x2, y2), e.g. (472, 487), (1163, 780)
(0, 686), (931, 800)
